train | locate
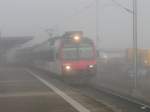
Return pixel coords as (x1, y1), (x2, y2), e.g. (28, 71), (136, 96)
(10, 31), (97, 82)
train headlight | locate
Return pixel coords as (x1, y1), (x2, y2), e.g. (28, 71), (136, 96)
(65, 65), (71, 71)
(73, 36), (80, 42)
(89, 65), (94, 68)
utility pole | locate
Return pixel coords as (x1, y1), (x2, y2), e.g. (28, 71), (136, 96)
(96, 0), (100, 50)
(110, 0), (138, 93)
(133, 0), (138, 91)
(0, 30), (1, 39)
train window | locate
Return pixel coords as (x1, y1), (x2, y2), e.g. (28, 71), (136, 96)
(62, 48), (78, 60)
(78, 47), (94, 60)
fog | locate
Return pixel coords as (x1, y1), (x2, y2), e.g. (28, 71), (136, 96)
(0, 1), (150, 110)
(0, 0), (150, 48)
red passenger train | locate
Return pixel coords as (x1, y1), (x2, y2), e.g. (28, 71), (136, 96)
(33, 31), (97, 80)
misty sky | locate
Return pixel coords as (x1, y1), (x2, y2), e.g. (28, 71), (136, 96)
(0, 0), (150, 49)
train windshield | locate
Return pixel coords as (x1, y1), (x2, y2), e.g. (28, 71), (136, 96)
(63, 48), (78, 60)
(63, 43), (94, 60)
(78, 47), (94, 60)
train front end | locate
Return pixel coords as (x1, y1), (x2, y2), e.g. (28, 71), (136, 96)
(60, 35), (97, 77)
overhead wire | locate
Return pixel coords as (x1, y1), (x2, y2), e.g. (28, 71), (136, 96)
(110, 0), (133, 14)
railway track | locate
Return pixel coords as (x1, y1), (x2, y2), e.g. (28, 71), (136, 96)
(33, 67), (150, 112)
(70, 84), (150, 112)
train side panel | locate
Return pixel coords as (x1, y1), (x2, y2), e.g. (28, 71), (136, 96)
(34, 60), (62, 75)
